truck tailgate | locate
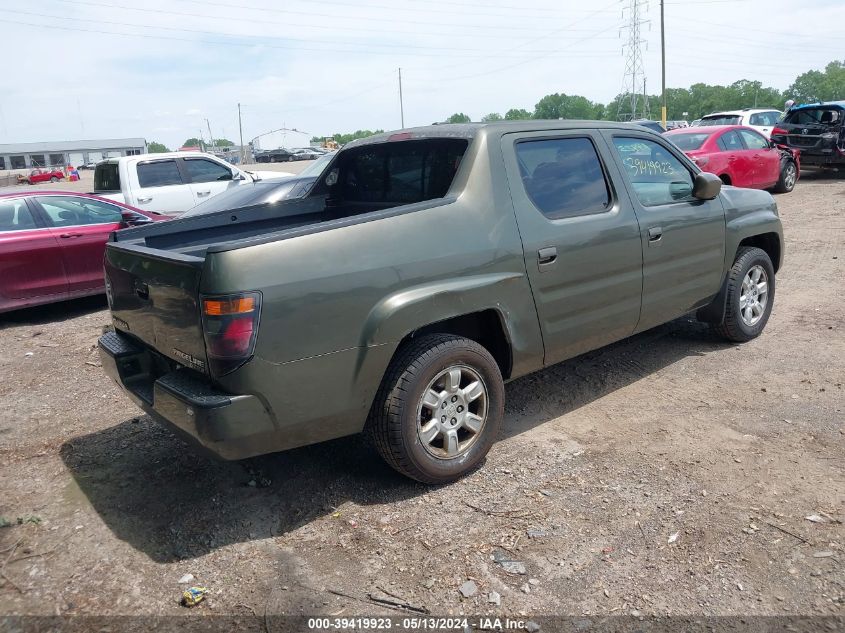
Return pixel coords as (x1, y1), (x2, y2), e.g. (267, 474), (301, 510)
(104, 243), (208, 373)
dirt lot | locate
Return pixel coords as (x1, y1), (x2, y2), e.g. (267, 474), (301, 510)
(0, 172), (843, 624)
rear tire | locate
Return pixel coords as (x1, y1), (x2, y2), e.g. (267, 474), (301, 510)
(714, 247), (775, 342)
(50, 176), (59, 183)
(368, 334), (504, 484)
(773, 159), (797, 193)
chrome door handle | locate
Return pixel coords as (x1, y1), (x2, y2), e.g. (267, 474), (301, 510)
(196, 190), (211, 197)
(648, 226), (663, 244)
(137, 196), (153, 203)
(538, 246), (557, 270)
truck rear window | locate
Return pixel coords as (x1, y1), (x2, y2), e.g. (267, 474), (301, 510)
(338, 139), (467, 205)
(94, 162), (120, 191)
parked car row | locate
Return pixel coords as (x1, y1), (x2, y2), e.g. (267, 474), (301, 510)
(253, 146), (331, 163)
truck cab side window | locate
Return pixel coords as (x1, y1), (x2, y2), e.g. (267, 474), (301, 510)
(137, 160), (183, 188)
(184, 158), (233, 183)
(611, 137), (694, 207)
(516, 137), (610, 220)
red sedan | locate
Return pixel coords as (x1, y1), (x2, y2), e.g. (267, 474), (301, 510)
(665, 125), (799, 193)
(0, 191), (170, 313)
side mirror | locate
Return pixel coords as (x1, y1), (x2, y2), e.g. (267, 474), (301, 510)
(692, 172), (722, 200)
(120, 211), (152, 227)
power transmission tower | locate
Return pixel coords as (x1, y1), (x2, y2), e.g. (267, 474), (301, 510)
(617, 0), (650, 121)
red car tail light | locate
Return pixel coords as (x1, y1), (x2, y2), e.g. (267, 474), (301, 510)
(771, 127), (789, 136)
(201, 291), (261, 375)
(691, 155), (710, 166)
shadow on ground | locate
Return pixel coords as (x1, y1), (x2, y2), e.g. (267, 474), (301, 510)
(0, 295), (107, 329)
(60, 316), (730, 563)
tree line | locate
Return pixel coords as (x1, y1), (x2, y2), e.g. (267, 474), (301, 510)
(150, 60), (843, 152)
(450, 60), (844, 124)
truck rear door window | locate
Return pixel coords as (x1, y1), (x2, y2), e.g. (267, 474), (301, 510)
(339, 139), (467, 205)
(137, 160), (183, 188)
(516, 137), (610, 220)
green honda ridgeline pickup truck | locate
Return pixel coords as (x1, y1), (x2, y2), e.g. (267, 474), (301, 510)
(99, 121), (783, 484)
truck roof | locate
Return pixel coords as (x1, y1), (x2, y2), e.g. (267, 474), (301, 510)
(345, 120), (664, 149)
(99, 151), (224, 164)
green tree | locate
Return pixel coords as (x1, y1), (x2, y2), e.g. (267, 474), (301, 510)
(323, 130), (384, 145)
(504, 108), (532, 120)
(213, 138), (234, 147)
(181, 137), (203, 148)
(533, 93), (603, 120)
(446, 112), (471, 123)
(148, 141), (169, 153)
(481, 112), (503, 122)
(787, 60), (845, 103)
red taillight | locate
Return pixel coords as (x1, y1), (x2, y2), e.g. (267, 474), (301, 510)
(772, 127), (789, 137)
(201, 291), (261, 375)
(691, 154), (710, 166)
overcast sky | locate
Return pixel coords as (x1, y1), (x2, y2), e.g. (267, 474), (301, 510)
(0, 0), (842, 148)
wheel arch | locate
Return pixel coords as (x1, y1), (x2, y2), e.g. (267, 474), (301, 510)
(738, 232), (781, 274)
(360, 273), (531, 381)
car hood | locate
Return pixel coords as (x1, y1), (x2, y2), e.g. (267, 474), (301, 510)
(245, 170), (295, 181)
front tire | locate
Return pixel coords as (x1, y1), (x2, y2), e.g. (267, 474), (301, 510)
(50, 176), (59, 183)
(368, 334), (504, 484)
(714, 247), (775, 342)
(773, 159), (797, 193)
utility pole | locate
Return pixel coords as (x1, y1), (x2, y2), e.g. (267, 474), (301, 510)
(660, 0), (667, 128)
(205, 118), (215, 153)
(398, 67), (405, 128)
(238, 103), (246, 165)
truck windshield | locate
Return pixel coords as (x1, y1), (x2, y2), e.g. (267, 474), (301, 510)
(94, 163), (120, 191)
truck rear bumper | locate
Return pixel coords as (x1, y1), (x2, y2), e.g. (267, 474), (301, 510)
(98, 330), (274, 460)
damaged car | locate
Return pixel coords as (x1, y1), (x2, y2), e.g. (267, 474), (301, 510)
(771, 101), (845, 168)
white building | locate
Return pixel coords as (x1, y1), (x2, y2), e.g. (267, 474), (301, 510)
(0, 138), (147, 170)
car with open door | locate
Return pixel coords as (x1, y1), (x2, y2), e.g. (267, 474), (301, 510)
(0, 191), (169, 313)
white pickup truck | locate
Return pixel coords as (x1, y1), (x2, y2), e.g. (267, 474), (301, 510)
(92, 151), (292, 214)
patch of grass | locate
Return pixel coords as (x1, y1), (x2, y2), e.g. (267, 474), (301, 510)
(0, 515), (42, 528)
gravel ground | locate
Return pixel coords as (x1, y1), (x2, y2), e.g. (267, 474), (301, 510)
(0, 171), (842, 623)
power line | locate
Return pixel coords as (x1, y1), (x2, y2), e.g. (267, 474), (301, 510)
(0, 16), (623, 59)
(3, 9), (619, 56)
(48, 0), (609, 34)
(176, 0), (615, 20)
